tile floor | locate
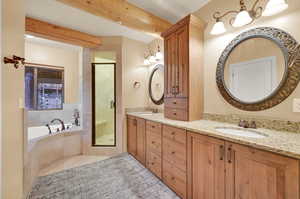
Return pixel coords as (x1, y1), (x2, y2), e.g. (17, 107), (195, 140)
(39, 155), (110, 176)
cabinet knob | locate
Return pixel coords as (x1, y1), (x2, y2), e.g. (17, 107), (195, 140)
(173, 101), (177, 104)
(171, 151), (176, 155)
(171, 176), (175, 181)
(227, 146), (233, 163)
(171, 132), (175, 135)
(173, 112), (177, 116)
(219, 145), (225, 161)
(152, 141), (155, 144)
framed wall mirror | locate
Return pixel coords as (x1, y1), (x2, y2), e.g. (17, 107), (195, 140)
(216, 27), (300, 111)
(149, 64), (164, 105)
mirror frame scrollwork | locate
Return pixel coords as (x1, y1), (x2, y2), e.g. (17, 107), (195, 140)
(149, 64), (164, 105)
(216, 27), (300, 111)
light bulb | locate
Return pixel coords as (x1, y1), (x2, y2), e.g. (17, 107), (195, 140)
(149, 55), (156, 63)
(262, 0), (288, 16)
(155, 51), (163, 60)
(210, 21), (226, 35)
(25, 34), (35, 39)
(232, 10), (252, 27)
(144, 59), (150, 65)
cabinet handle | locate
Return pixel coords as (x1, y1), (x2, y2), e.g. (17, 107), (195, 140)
(227, 146), (233, 163)
(219, 145), (225, 161)
(171, 151), (175, 155)
(173, 101), (177, 104)
(171, 86), (176, 94)
(175, 85), (179, 94)
(152, 141), (155, 144)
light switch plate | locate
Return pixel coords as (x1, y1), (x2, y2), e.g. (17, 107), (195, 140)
(293, 99), (300, 112)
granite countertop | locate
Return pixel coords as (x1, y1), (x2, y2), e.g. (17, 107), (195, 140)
(127, 112), (300, 160)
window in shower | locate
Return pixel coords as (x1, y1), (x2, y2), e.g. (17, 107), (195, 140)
(92, 63), (116, 147)
(25, 65), (64, 110)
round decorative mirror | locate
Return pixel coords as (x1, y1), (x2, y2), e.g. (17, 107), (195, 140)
(216, 27), (300, 111)
(149, 64), (164, 105)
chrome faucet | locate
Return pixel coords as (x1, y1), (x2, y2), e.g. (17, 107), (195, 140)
(46, 124), (52, 134)
(50, 118), (65, 131)
(238, 120), (257, 129)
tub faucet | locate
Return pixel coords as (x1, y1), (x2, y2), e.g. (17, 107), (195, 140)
(46, 124), (52, 134)
(50, 118), (65, 131)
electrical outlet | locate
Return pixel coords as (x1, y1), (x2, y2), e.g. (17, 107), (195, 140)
(293, 99), (300, 112)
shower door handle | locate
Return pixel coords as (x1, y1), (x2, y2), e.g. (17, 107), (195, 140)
(110, 100), (115, 109)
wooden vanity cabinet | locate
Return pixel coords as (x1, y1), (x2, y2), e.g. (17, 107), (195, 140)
(162, 14), (204, 121)
(146, 121), (162, 179)
(226, 142), (299, 199)
(127, 117), (300, 199)
(187, 131), (300, 199)
(187, 132), (226, 199)
(127, 116), (146, 165)
(162, 125), (188, 198)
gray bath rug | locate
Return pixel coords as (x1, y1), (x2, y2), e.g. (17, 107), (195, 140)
(28, 153), (180, 199)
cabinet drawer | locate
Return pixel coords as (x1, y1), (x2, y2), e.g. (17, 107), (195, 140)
(165, 98), (188, 109)
(163, 160), (187, 198)
(146, 121), (162, 135)
(147, 151), (162, 179)
(163, 138), (187, 172)
(163, 125), (186, 145)
(165, 108), (188, 121)
(146, 132), (161, 156)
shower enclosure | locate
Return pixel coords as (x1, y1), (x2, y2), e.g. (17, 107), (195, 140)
(92, 63), (116, 146)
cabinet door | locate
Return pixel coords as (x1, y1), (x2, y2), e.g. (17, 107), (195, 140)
(136, 118), (146, 165)
(127, 117), (137, 156)
(187, 132), (225, 199)
(165, 33), (177, 98)
(226, 142), (299, 199)
(176, 25), (189, 98)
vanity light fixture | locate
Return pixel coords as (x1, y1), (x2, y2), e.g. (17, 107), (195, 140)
(210, 0), (289, 35)
(155, 46), (163, 60)
(210, 19), (226, 35)
(262, 0), (288, 16)
(143, 58), (151, 65)
(143, 45), (163, 65)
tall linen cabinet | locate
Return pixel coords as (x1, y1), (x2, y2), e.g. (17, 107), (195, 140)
(162, 14), (204, 121)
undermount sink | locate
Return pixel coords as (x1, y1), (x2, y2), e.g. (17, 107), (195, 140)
(215, 127), (268, 138)
(134, 112), (154, 116)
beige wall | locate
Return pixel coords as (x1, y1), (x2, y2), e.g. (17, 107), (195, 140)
(1, 0), (25, 198)
(123, 37), (149, 109)
(195, 0), (300, 121)
(25, 41), (81, 104)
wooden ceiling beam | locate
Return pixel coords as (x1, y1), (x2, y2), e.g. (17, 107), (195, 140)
(26, 17), (102, 48)
(56, 0), (172, 37)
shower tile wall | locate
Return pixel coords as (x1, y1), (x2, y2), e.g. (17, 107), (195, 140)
(26, 104), (81, 127)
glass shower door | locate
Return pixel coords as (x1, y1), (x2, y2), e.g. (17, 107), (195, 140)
(92, 63), (116, 146)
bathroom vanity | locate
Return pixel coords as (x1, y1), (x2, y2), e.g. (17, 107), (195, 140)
(127, 112), (300, 199)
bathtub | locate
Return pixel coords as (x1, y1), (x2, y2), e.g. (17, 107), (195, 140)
(28, 123), (81, 141)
